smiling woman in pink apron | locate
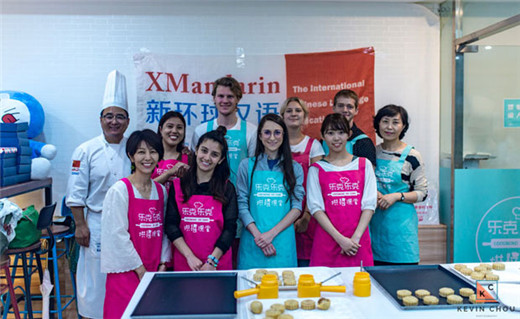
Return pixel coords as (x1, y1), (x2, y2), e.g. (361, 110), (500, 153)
(165, 127), (238, 271)
(237, 113), (305, 269)
(307, 114), (377, 267)
(281, 97), (324, 267)
(152, 111), (190, 193)
(370, 104), (428, 266)
(101, 129), (171, 319)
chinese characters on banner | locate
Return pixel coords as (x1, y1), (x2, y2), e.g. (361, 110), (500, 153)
(134, 49), (375, 144)
(454, 169), (520, 262)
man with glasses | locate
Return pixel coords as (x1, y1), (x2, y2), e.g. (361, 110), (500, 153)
(66, 70), (131, 319)
(324, 89), (376, 167)
(191, 76), (257, 269)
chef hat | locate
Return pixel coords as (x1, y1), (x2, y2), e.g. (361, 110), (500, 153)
(102, 70), (128, 112)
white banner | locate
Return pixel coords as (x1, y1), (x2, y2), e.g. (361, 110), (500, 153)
(134, 53), (286, 147)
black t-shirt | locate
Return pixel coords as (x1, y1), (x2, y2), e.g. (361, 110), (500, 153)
(350, 123), (377, 167)
(164, 181), (238, 254)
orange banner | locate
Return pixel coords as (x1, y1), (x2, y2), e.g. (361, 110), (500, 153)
(285, 48), (375, 141)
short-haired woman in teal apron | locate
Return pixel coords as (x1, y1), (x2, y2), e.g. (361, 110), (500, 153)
(370, 104), (429, 265)
(236, 113), (304, 269)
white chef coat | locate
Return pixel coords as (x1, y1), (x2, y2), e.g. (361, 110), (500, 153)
(65, 134), (131, 319)
(100, 180), (171, 274)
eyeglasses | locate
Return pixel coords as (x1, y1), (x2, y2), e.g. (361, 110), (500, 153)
(102, 113), (128, 121)
(261, 129), (283, 138)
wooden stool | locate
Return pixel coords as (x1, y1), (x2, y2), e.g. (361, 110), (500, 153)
(0, 257), (21, 319)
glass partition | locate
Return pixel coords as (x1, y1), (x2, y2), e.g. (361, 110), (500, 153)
(460, 1), (520, 37)
(451, 6), (520, 263)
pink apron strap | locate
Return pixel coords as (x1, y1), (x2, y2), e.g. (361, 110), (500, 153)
(304, 137), (314, 155)
(181, 153), (189, 164)
(153, 180), (164, 203)
(121, 178), (136, 198)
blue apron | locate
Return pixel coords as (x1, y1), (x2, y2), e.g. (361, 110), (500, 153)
(323, 134), (368, 155)
(237, 158), (297, 269)
(207, 119), (248, 237)
(370, 145), (419, 263)
(206, 119), (248, 185)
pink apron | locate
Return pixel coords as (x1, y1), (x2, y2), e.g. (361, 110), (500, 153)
(309, 158), (374, 267)
(103, 178), (164, 319)
(292, 137), (318, 260)
(152, 154), (189, 192)
(172, 178), (232, 271)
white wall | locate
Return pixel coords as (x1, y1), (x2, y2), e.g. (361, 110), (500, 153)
(0, 1), (440, 213)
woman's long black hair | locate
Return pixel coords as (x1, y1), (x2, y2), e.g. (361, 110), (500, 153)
(251, 113), (298, 201)
(180, 126), (230, 204)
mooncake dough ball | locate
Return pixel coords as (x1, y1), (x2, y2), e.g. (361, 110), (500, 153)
(470, 272), (485, 280)
(317, 298), (331, 310)
(469, 294), (477, 304)
(267, 270), (279, 277)
(396, 289), (412, 300)
(447, 294), (463, 305)
(492, 262), (505, 270)
(439, 287), (455, 297)
(283, 278), (296, 286)
(460, 267), (473, 276)
(256, 269), (268, 275)
(402, 296), (419, 306)
(474, 266), (486, 273)
(414, 289), (431, 299)
(480, 263), (492, 270)
(250, 301), (263, 314)
(253, 273), (264, 282)
(282, 270), (294, 277)
(284, 299), (299, 310)
(423, 295), (439, 305)
(300, 299), (316, 310)
(270, 303), (285, 313)
(454, 264), (467, 271)
(265, 309), (281, 318)
(459, 287), (474, 297)
(486, 273), (499, 280)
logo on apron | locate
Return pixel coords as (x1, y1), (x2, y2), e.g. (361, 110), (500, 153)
(326, 177), (361, 206)
(136, 207), (163, 238)
(254, 177), (286, 207)
(181, 201), (216, 234)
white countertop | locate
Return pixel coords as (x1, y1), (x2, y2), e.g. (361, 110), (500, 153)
(123, 262), (520, 319)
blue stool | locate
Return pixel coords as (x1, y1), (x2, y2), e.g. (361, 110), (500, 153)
(41, 224), (77, 319)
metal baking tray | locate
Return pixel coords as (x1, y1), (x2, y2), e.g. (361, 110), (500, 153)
(365, 265), (498, 310)
(131, 272), (238, 318)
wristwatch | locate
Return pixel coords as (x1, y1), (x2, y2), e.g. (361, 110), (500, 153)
(400, 192), (405, 201)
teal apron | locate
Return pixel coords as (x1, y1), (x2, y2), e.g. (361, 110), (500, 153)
(322, 134), (368, 155)
(207, 119), (248, 237)
(370, 145), (419, 263)
(237, 158), (297, 269)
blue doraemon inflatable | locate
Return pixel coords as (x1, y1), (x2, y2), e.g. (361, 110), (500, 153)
(0, 91), (57, 179)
